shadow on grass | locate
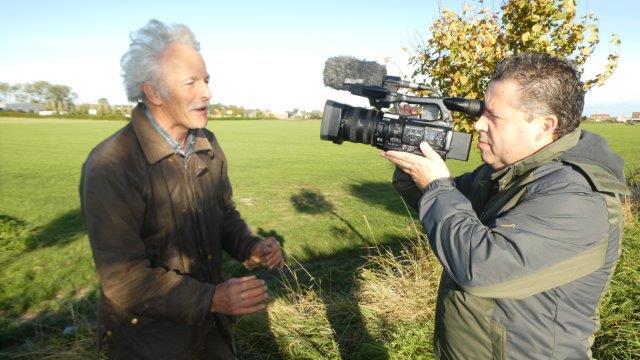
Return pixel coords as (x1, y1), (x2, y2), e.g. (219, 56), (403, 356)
(289, 188), (390, 359)
(0, 210), (86, 269)
(348, 181), (411, 217)
(2, 190), (397, 358)
(24, 208), (85, 250)
(0, 285), (101, 355)
(291, 189), (369, 245)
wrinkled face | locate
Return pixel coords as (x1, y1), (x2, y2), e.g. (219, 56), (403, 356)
(474, 80), (546, 170)
(157, 43), (211, 130)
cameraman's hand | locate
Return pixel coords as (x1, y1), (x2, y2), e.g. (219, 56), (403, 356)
(381, 142), (450, 191)
(210, 276), (268, 315)
(244, 237), (284, 270)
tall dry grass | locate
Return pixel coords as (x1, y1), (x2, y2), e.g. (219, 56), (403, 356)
(3, 172), (639, 359)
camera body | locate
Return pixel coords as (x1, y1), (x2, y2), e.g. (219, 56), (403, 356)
(322, 100), (473, 160)
(320, 81), (480, 161)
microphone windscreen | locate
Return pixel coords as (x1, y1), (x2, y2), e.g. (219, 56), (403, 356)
(323, 56), (387, 90)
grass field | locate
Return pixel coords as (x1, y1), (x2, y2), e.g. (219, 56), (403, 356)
(0, 118), (638, 358)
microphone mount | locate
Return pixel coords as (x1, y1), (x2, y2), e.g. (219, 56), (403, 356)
(346, 84), (483, 122)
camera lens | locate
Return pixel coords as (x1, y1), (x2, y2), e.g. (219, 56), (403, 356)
(320, 100), (344, 142)
(321, 100), (382, 145)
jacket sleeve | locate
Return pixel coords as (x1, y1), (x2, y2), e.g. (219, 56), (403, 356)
(80, 159), (215, 325)
(392, 167), (423, 212)
(392, 166), (481, 211)
(452, 166), (482, 198)
(419, 176), (610, 299)
(219, 156), (262, 261)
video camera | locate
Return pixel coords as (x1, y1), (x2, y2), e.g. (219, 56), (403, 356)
(320, 56), (483, 161)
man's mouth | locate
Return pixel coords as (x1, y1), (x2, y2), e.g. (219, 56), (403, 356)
(478, 136), (491, 145)
(190, 103), (209, 115)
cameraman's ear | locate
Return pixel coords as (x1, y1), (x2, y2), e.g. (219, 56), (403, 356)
(535, 114), (558, 142)
(142, 83), (164, 106)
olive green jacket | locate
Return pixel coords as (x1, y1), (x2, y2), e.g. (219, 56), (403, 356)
(393, 129), (627, 359)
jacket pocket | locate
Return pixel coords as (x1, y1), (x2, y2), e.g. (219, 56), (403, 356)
(119, 316), (192, 359)
(489, 319), (507, 360)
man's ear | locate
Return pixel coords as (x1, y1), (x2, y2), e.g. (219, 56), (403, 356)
(142, 83), (164, 106)
(536, 114), (558, 142)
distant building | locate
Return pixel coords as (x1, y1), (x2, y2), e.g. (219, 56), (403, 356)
(629, 112), (640, 124)
(244, 110), (260, 118)
(114, 105), (133, 115)
(615, 115), (629, 123)
(38, 110), (55, 116)
(209, 108), (223, 118)
(270, 111), (288, 120)
(88, 109), (98, 115)
(588, 113), (611, 122)
(0, 102), (45, 112)
(287, 109), (311, 120)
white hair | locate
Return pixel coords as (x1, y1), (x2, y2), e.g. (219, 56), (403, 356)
(120, 19), (200, 103)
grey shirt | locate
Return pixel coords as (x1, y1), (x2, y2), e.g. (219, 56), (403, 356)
(144, 105), (196, 159)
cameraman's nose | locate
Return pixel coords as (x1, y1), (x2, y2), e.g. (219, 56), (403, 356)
(474, 115), (488, 133)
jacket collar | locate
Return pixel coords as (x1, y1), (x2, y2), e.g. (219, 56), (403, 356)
(491, 128), (582, 186)
(132, 103), (214, 165)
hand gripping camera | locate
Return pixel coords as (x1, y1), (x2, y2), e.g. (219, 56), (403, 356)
(320, 56), (483, 161)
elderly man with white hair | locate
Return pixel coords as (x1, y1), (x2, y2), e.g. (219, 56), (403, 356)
(80, 19), (283, 359)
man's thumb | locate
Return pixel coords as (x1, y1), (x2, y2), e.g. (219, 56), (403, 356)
(419, 142), (436, 157)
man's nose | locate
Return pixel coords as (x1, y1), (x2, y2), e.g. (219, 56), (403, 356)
(474, 115), (488, 132)
(201, 83), (212, 101)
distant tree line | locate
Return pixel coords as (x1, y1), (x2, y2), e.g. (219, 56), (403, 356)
(0, 81), (77, 112)
(1, 81), (322, 120)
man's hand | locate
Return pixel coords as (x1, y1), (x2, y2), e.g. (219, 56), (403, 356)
(210, 276), (268, 315)
(244, 237), (284, 270)
(381, 142), (451, 191)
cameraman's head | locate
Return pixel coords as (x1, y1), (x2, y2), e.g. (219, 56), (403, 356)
(474, 52), (584, 170)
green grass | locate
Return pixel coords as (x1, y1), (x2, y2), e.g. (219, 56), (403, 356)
(0, 118), (638, 358)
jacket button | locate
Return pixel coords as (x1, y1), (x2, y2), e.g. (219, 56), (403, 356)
(131, 318), (138, 325)
(106, 330), (112, 337)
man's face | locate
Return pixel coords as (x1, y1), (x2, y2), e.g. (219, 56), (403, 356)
(474, 79), (547, 170)
(157, 43), (211, 130)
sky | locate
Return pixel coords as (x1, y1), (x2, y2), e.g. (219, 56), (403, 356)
(1, 0), (638, 116)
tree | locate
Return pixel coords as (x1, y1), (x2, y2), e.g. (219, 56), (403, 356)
(410, 0), (620, 130)
(0, 82), (10, 101)
(97, 97), (111, 115)
(22, 81), (53, 105)
(309, 110), (323, 119)
(49, 85), (76, 112)
(5, 81), (77, 112)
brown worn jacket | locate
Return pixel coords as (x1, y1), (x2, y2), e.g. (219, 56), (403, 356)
(80, 104), (261, 359)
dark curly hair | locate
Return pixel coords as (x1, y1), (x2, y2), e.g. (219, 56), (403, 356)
(491, 52), (584, 139)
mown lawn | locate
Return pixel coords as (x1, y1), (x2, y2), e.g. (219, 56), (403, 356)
(0, 118), (638, 358)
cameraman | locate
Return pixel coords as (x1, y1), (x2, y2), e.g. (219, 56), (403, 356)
(382, 52), (627, 359)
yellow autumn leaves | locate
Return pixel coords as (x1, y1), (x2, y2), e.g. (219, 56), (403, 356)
(409, 0), (620, 131)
